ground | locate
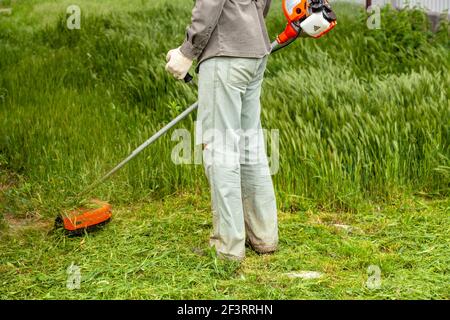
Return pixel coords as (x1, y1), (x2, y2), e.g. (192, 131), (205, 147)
(1, 192), (448, 299)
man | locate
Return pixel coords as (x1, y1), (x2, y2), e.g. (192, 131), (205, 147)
(165, 0), (278, 261)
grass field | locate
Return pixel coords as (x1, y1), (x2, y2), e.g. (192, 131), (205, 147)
(0, 0), (449, 299)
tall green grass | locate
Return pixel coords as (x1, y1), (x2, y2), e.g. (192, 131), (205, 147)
(0, 1), (449, 217)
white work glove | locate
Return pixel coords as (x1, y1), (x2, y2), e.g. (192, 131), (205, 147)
(165, 47), (193, 80)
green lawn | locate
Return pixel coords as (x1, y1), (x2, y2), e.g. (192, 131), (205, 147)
(1, 191), (448, 299)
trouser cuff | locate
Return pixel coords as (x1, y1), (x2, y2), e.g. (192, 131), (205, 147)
(249, 243), (278, 254)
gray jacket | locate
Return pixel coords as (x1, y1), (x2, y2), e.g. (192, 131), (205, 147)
(180, 0), (272, 68)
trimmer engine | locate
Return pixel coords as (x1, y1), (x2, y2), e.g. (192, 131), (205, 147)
(273, 0), (337, 51)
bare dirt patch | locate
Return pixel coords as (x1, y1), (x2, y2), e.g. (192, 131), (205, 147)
(3, 212), (52, 234)
(0, 168), (52, 234)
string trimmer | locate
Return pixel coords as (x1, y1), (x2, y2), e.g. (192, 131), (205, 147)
(56, 0), (337, 235)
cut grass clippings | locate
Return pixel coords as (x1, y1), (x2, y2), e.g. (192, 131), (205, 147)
(0, 193), (448, 299)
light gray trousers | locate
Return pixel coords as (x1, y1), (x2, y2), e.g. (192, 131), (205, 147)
(197, 56), (278, 260)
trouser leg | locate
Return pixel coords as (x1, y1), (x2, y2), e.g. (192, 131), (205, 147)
(197, 57), (248, 260)
(240, 57), (278, 253)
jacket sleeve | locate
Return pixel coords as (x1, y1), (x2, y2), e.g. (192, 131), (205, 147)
(179, 0), (227, 61)
(263, 0), (272, 18)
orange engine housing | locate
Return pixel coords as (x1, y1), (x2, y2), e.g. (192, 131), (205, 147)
(282, 0), (308, 23)
(62, 200), (112, 232)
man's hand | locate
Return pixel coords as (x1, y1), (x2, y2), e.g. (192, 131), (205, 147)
(165, 47), (193, 80)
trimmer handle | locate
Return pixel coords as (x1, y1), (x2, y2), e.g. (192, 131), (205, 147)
(184, 73), (194, 83)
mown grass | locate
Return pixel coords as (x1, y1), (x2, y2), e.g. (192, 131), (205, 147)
(0, 193), (448, 299)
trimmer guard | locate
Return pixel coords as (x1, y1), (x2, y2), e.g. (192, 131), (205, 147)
(57, 200), (112, 235)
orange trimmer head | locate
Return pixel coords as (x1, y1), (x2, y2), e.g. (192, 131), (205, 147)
(55, 199), (112, 236)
